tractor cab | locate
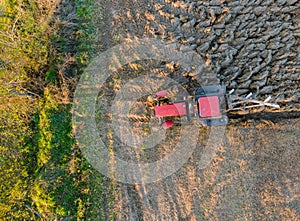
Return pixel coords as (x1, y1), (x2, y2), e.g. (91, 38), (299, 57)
(194, 85), (228, 126)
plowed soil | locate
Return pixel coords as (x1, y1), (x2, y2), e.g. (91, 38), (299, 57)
(92, 0), (300, 220)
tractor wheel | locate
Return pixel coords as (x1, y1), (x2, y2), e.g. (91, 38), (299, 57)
(162, 120), (174, 129)
(156, 90), (168, 98)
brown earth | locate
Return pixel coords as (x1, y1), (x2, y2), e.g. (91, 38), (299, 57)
(92, 0), (300, 220)
(97, 0), (300, 111)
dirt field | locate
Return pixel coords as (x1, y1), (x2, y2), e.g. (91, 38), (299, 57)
(92, 0), (300, 220)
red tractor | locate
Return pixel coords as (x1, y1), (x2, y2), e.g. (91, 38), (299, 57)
(154, 85), (280, 129)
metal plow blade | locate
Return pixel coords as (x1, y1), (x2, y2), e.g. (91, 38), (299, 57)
(227, 89), (280, 112)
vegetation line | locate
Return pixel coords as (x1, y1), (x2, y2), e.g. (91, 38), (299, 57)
(0, 0), (115, 219)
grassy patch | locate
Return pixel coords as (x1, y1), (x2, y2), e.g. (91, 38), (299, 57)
(30, 94), (82, 219)
(0, 0), (115, 219)
(30, 98), (116, 219)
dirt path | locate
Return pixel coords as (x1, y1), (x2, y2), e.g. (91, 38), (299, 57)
(92, 0), (300, 220)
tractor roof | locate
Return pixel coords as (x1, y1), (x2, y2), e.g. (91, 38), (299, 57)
(198, 96), (221, 118)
